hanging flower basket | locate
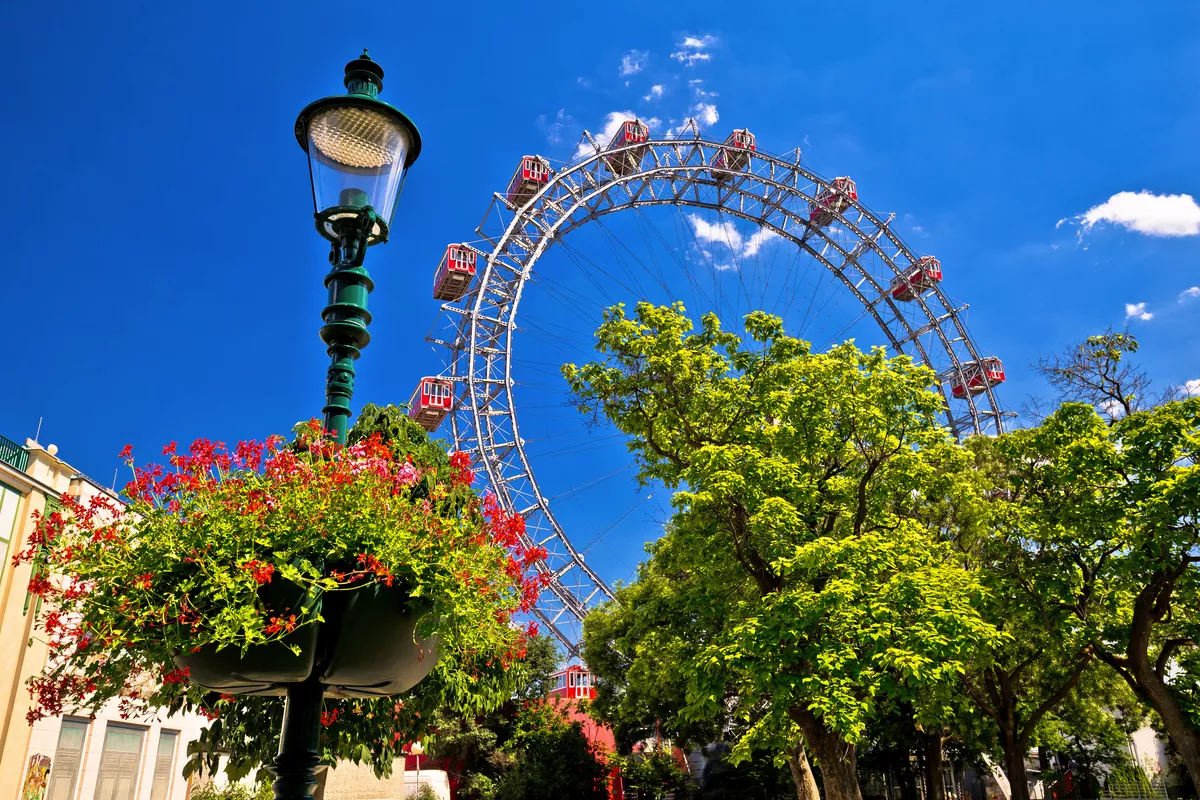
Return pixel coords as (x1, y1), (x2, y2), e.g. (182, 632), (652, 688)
(18, 416), (548, 731)
(171, 581), (438, 698)
(319, 583), (438, 698)
(170, 578), (318, 695)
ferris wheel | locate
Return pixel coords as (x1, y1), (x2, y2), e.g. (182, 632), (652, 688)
(418, 120), (1011, 657)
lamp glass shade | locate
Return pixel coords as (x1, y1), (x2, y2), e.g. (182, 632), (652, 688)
(306, 104), (412, 228)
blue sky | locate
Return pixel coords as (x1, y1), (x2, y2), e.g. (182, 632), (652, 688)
(2, 1), (1199, 590)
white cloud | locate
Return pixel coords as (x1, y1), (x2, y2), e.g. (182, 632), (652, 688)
(743, 228), (779, 257)
(1064, 191), (1200, 237)
(619, 50), (647, 77)
(688, 214), (743, 251)
(1183, 379), (1200, 397)
(1125, 302), (1154, 321)
(1180, 286), (1200, 302)
(643, 84), (664, 102)
(1099, 398), (1126, 420)
(535, 109), (573, 145)
(689, 217), (781, 262)
(691, 103), (719, 126)
(672, 35), (716, 66)
(671, 51), (712, 67)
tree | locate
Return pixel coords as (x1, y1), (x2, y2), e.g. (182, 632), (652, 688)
(583, 547), (820, 799)
(582, 549), (733, 752)
(567, 302), (998, 800)
(1032, 328), (1181, 422)
(917, 434), (1107, 800)
(1002, 399), (1200, 791)
(611, 748), (691, 800)
(1029, 333), (1200, 789)
(429, 633), (561, 799)
(495, 699), (610, 800)
(1034, 663), (1145, 797)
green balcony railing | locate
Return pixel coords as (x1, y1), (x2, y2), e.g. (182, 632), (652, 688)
(0, 434), (28, 472)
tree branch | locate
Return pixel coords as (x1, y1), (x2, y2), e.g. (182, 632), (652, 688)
(1018, 649), (1093, 744)
(1156, 638), (1194, 679)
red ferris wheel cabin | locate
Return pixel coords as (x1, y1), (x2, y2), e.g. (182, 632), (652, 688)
(711, 128), (756, 180)
(604, 119), (650, 176)
(550, 665), (596, 701)
(506, 155), (551, 207)
(890, 256), (943, 302)
(408, 378), (454, 432)
(809, 176), (857, 227)
(950, 358), (1006, 399)
(432, 244), (477, 302)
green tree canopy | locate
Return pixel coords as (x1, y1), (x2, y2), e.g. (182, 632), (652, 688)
(567, 302), (998, 800)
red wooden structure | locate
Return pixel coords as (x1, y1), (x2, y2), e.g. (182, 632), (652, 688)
(549, 667), (623, 798)
(432, 244), (477, 301)
(711, 128), (756, 180)
(604, 119), (650, 176)
(506, 155), (551, 206)
(809, 176), (857, 226)
(408, 377), (453, 432)
(950, 358), (1006, 399)
(889, 256), (943, 301)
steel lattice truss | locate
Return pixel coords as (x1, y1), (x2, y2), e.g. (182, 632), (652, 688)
(427, 130), (1010, 656)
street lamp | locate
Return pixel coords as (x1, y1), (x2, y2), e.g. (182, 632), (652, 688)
(294, 49), (422, 444)
(268, 52), (421, 800)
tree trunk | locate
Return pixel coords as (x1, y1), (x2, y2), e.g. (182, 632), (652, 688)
(921, 732), (945, 800)
(1119, 638), (1200, 790)
(788, 741), (821, 800)
(1001, 727), (1031, 800)
(1097, 578), (1200, 795)
(791, 708), (863, 800)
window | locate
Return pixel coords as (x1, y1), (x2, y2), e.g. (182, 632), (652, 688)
(46, 718), (89, 800)
(148, 731), (178, 800)
(0, 482), (21, 583)
(93, 724), (144, 800)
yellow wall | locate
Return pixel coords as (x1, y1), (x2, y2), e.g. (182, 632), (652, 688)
(0, 444), (58, 800)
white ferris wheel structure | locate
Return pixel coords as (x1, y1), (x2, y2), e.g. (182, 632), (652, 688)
(418, 120), (1013, 657)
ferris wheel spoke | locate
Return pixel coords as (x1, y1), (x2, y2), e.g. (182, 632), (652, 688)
(532, 275), (606, 324)
(579, 492), (658, 554)
(589, 218), (654, 301)
(548, 464), (636, 505)
(524, 432), (628, 460)
(641, 205), (716, 315)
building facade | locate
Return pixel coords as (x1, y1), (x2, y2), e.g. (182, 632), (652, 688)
(0, 434), (208, 800)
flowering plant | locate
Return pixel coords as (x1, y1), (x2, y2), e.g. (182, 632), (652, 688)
(17, 405), (549, 778)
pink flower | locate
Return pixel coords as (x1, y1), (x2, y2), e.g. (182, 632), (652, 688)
(394, 464), (419, 490)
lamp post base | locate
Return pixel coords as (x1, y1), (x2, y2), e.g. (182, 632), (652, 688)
(272, 676), (323, 800)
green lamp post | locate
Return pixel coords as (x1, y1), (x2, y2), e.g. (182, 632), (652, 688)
(295, 49), (422, 446)
(263, 51), (421, 800)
